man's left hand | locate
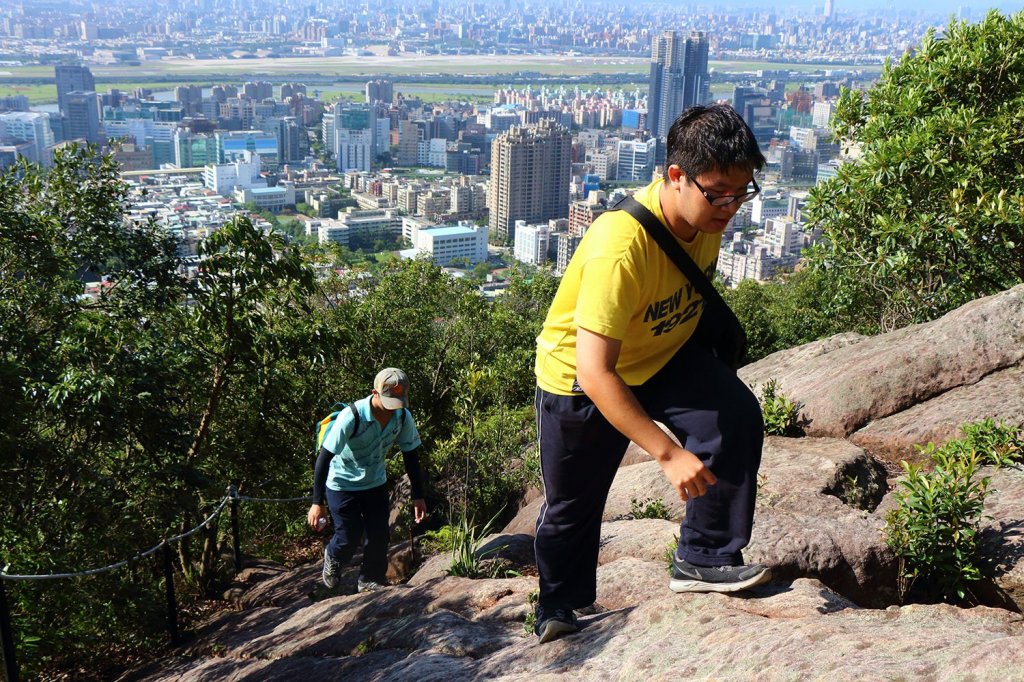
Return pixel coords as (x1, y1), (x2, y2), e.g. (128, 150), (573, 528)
(413, 498), (427, 524)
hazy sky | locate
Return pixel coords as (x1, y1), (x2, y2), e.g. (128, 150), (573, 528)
(710, 0), (1024, 12)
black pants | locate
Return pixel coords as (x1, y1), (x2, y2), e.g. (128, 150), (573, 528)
(326, 484), (390, 583)
(534, 342), (764, 610)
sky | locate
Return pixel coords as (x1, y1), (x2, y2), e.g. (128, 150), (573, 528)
(709, 0), (1024, 12)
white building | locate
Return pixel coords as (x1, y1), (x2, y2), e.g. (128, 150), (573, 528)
(336, 207), (402, 241)
(585, 146), (618, 181)
(375, 117), (391, 157)
(402, 215), (433, 244)
(762, 217), (802, 256)
(312, 218), (351, 247)
(789, 126), (817, 151)
(413, 223), (488, 265)
(512, 221), (550, 266)
(751, 195), (789, 224)
(335, 127), (374, 172)
(234, 184), (296, 213)
(812, 100), (836, 129)
(417, 137), (448, 167)
(102, 119), (176, 150)
(717, 242), (777, 286)
(204, 152), (265, 196)
(616, 138), (657, 183)
(0, 111), (55, 164)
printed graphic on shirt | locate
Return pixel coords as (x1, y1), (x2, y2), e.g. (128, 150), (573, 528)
(644, 263), (716, 337)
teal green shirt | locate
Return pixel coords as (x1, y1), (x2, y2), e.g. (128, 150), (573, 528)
(322, 396), (421, 492)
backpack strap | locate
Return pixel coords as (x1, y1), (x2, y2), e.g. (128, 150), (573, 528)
(348, 401), (363, 439)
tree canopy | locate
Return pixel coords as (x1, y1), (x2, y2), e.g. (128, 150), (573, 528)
(0, 148), (554, 678)
(805, 10), (1024, 332)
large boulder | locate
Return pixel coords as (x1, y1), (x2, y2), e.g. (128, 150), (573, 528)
(739, 284), (1024, 442)
(746, 437), (897, 607)
(850, 365), (1024, 465)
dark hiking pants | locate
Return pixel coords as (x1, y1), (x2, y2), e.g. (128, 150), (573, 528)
(326, 483), (390, 583)
(534, 341), (764, 610)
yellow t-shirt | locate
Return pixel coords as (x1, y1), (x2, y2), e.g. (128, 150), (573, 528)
(535, 178), (722, 395)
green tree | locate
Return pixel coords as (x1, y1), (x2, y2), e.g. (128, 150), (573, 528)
(805, 11), (1024, 332)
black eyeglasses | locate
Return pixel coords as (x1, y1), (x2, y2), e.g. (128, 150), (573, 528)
(687, 173), (761, 207)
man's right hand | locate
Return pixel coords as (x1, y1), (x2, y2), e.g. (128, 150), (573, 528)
(307, 503), (327, 530)
(657, 448), (717, 502)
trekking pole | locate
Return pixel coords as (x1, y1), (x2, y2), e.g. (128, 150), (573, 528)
(161, 544), (179, 646)
(0, 577), (19, 682)
(229, 484), (241, 573)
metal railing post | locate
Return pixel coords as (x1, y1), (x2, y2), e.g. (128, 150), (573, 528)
(0, 578), (20, 682)
(161, 544), (179, 646)
(229, 484), (241, 573)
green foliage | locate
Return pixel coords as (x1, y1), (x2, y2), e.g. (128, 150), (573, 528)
(0, 149), (551, 676)
(420, 525), (459, 554)
(884, 420), (1022, 603)
(665, 535), (679, 575)
(0, 148), (331, 677)
(959, 419), (1023, 467)
(445, 510), (502, 578)
(805, 11), (1024, 332)
(630, 496), (671, 520)
(523, 588), (539, 635)
(723, 269), (849, 363)
(757, 379), (804, 436)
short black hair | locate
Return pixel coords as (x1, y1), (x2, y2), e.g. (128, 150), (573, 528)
(664, 104), (765, 179)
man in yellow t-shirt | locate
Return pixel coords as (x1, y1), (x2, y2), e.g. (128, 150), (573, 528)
(531, 105), (771, 644)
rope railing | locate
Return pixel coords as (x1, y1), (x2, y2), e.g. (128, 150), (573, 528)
(0, 485), (312, 682)
(0, 495), (233, 582)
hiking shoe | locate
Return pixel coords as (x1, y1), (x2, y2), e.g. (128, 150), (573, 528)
(357, 578), (386, 593)
(533, 605), (579, 644)
(322, 547), (341, 589)
(669, 555), (772, 593)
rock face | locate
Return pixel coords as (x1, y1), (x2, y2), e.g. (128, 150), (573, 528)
(850, 365), (1024, 464)
(739, 284), (1024, 461)
(127, 288), (1024, 680)
(129, 565), (1024, 681)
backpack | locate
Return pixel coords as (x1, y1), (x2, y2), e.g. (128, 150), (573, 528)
(314, 400), (407, 454)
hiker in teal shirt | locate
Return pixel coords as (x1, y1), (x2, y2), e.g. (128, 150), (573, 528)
(307, 368), (427, 592)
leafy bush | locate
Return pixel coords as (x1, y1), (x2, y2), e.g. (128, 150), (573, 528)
(757, 379), (804, 436)
(630, 496), (671, 520)
(959, 419), (1023, 467)
(804, 11), (1024, 332)
(884, 420), (1022, 603)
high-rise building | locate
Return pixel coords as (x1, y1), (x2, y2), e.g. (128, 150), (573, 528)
(616, 137), (658, 183)
(278, 117), (308, 165)
(812, 100), (836, 129)
(333, 103), (375, 172)
(216, 130), (279, 171)
(488, 120), (572, 243)
(242, 81), (274, 101)
(647, 31), (710, 139)
(55, 65), (95, 115)
(397, 119), (420, 166)
(174, 130), (217, 168)
(365, 79), (394, 105)
(63, 91), (103, 145)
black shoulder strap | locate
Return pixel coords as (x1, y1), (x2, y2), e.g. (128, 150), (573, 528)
(616, 196), (732, 315)
(348, 401), (362, 438)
